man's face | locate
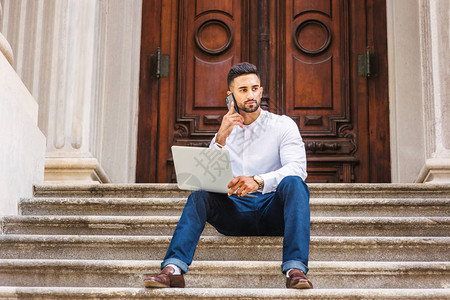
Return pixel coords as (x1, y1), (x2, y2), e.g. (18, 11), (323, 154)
(229, 74), (263, 113)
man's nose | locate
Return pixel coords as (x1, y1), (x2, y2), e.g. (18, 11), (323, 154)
(247, 90), (255, 99)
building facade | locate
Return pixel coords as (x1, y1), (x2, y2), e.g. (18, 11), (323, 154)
(1, 0), (449, 215)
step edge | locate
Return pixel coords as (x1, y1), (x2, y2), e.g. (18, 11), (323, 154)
(0, 287), (449, 298)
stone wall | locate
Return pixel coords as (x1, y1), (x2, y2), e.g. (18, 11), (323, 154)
(0, 1), (46, 215)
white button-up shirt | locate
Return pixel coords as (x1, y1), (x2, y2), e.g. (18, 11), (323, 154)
(210, 109), (307, 194)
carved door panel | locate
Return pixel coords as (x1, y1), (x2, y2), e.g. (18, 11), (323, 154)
(174, 1), (248, 142)
(136, 0), (390, 183)
(171, 0), (251, 182)
(279, 0), (362, 182)
(273, 0), (390, 183)
(137, 0), (251, 183)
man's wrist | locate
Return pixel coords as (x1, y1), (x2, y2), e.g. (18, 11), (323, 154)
(214, 142), (224, 149)
(253, 175), (264, 190)
(215, 135), (226, 147)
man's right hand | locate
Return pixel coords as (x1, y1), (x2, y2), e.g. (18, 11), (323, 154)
(216, 101), (244, 146)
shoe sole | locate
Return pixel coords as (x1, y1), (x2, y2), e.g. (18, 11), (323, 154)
(290, 281), (313, 289)
(143, 280), (170, 288)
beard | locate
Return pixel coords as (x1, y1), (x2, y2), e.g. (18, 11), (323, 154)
(241, 99), (260, 113)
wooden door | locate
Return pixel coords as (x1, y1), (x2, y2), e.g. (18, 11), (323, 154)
(136, 0), (390, 183)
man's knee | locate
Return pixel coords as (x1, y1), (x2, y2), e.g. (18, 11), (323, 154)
(277, 176), (310, 200)
(189, 190), (210, 199)
(186, 190), (210, 208)
(278, 176), (306, 190)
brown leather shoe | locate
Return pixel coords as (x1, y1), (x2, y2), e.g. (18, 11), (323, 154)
(144, 266), (185, 288)
(286, 269), (313, 289)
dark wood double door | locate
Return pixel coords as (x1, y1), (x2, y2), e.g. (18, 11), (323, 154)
(136, 0), (390, 183)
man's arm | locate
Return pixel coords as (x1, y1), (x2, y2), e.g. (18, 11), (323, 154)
(258, 116), (307, 194)
(214, 101), (243, 148)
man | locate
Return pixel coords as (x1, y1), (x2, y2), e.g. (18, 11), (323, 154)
(144, 62), (312, 289)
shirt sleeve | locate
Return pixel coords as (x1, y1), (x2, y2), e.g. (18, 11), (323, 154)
(209, 134), (224, 150)
(259, 116), (307, 193)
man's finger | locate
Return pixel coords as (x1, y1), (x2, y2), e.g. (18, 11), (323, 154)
(239, 187), (248, 197)
(228, 186), (240, 196)
(227, 177), (239, 189)
(228, 177), (244, 195)
(226, 101), (235, 115)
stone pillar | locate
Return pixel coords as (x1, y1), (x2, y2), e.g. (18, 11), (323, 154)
(0, 1), (46, 215)
(40, 0), (109, 183)
(0, 0), (106, 183)
(387, 0), (426, 182)
(387, 0), (450, 183)
(1, 0), (142, 184)
(416, 0), (450, 183)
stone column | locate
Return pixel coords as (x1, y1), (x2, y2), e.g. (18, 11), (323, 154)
(387, 0), (450, 183)
(1, 0), (106, 183)
(416, 0), (450, 183)
(1, 0), (142, 184)
(387, 0), (426, 182)
(41, 0), (109, 183)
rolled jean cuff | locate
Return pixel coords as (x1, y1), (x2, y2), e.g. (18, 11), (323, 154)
(281, 260), (309, 275)
(161, 258), (189, 274)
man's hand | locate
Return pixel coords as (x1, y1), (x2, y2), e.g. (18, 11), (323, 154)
(227, 176), (259, 197)
(216, 101), (244, 146)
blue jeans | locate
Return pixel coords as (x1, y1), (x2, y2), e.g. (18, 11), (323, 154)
(162, 176), (310, 275)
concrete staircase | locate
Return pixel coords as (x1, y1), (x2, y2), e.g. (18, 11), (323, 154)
(0, 183), (449, 299)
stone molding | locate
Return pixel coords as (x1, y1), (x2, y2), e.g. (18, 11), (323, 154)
(0, 32), (13, 66)
(44, 157), (110, 184)
(0, 2), (14, 66)
(416, 158), (450, 183)
(419, 0), (435, 158)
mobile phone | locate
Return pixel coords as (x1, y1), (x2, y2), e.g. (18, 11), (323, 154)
(225, 93), (240, 114)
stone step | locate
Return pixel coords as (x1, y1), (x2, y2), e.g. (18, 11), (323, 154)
(19, 197), (450, 217)
(0, 287), (449, 299)
(0, 235), (448, 261)
(3, 216), (449, 237)
(33, 183), (450, 199)
(0, 260), (448, 289)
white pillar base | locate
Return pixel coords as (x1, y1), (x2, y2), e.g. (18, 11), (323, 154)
(44, 158), (110, 184)
(416, 158), (450, 183)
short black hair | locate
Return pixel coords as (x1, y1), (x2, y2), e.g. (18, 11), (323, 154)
(227, 62), (260, 89)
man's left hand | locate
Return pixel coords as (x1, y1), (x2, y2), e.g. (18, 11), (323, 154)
(227, 176), (259, 197)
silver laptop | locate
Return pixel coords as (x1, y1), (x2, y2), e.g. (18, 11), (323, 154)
(171, 146), (233, 194)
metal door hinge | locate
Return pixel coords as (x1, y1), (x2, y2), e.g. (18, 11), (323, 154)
(151, 47), (169, 78)
(357, 47), (373, 77)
